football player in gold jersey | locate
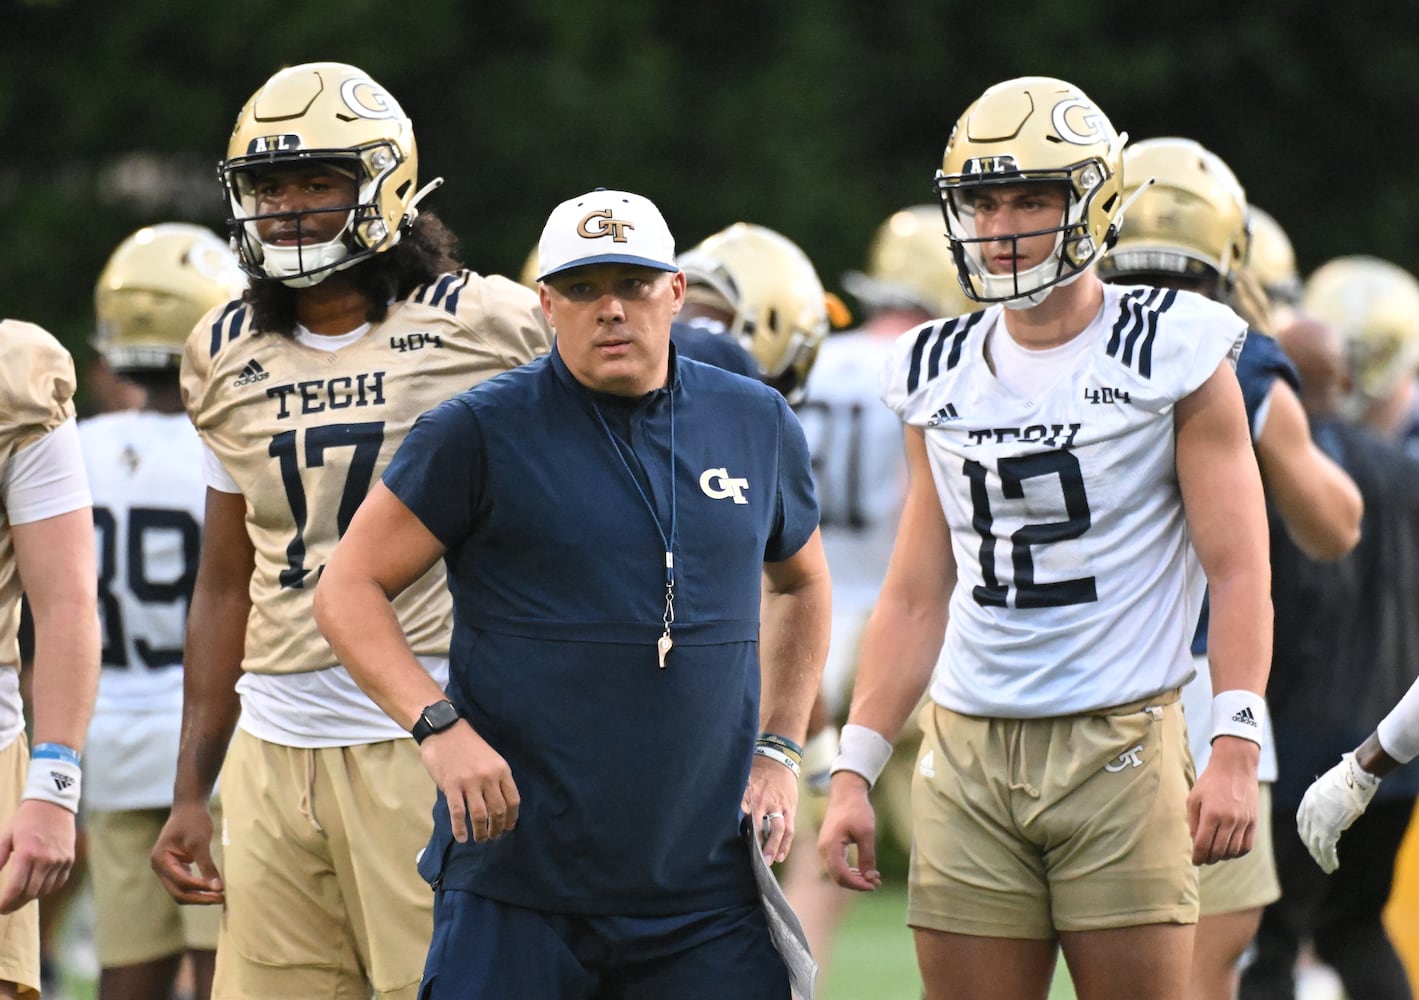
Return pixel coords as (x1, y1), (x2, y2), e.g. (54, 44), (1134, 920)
(148, 62), (551, 1000)
(0, 320), (100, 999)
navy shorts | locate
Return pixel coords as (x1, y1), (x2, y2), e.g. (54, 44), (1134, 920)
(418, 890), (789, 1000)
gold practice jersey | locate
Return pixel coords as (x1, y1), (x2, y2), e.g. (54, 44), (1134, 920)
(181, 271), (551, 676)
(0, 320), (80, 667)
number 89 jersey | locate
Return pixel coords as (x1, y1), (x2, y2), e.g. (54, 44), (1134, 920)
(881, 284), (1247, 718)
(181, 271), (551, 676)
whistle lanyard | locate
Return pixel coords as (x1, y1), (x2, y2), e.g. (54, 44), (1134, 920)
(590, 390), (677, 667)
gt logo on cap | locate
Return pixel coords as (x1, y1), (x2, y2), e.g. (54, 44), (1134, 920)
(576, 210), (635, 243)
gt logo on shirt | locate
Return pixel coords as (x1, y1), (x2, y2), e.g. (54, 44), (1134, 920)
(699, 468), (749, 504)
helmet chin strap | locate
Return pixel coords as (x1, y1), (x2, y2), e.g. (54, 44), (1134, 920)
(1109, 176), (1157, 246)
(403, 177), (445, 228)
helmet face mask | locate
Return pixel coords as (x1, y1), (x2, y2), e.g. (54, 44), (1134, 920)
(226, 159), (364, 287)
(935, 77), (1126, 309)
(677, 223), (830, 404)
(220, 62), (428, 288)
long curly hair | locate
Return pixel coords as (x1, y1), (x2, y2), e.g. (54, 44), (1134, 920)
(245, 212), (464, 336)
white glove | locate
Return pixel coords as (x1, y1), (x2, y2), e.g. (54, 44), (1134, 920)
(1296, 751), (1382, 874)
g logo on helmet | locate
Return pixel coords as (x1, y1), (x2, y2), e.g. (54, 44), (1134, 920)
(340, 77), (404, 121)
(1051, 97), (1108, 146)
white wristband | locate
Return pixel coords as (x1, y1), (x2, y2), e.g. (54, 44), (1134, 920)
(829, 723), (894, 788)
(1211, 689), (1266, 746)
(24, 756), (82, 813)
(753, 744), (802, 777)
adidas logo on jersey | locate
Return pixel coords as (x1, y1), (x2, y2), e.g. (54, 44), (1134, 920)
(918, 749), (936, 778)
(1231, 706), (1258, 728)
(233, 359), (270, 387)
(926, 403), (961, 427)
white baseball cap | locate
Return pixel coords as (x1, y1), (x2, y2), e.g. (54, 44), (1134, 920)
(536, 188), (678, 281)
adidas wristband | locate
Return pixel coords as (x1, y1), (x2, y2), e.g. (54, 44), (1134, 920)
(1211, 689), (1266, 747)
(24, 744), (82, 813)
(829, 724), (894, 789)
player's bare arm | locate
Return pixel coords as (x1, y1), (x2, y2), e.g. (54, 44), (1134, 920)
(151, 488), (251, 904)
(1254, 379), (1362, 561)
(315, 480), (519, 845)
(749, 528), (831, 863)
(820, 426), (953, 891)
(1175, 360), (1272, 866)
(0, 508), (99, 914)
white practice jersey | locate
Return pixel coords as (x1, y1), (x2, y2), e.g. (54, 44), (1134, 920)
(79, 410), (203, 810)
(882, 284), (1247, 718)
(798, 329), (914, 710)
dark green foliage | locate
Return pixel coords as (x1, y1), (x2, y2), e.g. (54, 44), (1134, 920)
(5, 1), (1415, 411)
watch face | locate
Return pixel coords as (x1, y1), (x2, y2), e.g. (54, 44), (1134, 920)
(424, 700), (459, 730)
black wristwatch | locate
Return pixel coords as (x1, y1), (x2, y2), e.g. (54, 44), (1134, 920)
(411, 699), (460, 744)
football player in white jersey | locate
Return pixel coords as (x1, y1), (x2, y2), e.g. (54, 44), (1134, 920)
(81, 223), (246, 1000)
(1097, 138), (1362, 1000)
(0, 319), (99, 999)
(147, 63), (551, 1000)
(817, 77), (1273, 1000)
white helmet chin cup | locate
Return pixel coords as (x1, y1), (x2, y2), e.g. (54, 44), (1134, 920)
(262, 240), (353, 288)
(958, 226), (1083, 309)
(239, 211), (357, 288)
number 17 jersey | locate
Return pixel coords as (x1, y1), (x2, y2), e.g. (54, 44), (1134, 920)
(181, 271), (551, 677)
(881, 284), (1247, 718)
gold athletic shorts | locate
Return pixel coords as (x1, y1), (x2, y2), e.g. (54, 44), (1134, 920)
(88, 804), (223, 965)
(212, 730), (435, 1000)
(907, 692), (1199, 939)
(1197, 782), (1280, 917)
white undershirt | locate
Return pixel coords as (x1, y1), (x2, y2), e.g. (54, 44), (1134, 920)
(0, 419), (92, 746)
(2, 419), (92, 524)
(986, 323), (1096, 400)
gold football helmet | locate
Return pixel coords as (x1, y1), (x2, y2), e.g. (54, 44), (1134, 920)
(677, 223), (830, 403)
(841, 205), (974, 318)
(220, 62), (438, 287)
(1302, 256), (1419, 411)
(1098, 137), (1249, 298)
(94, 224), (247, 372)
(1246, 205), (1303, 308)
(936, 76), (1127, 308)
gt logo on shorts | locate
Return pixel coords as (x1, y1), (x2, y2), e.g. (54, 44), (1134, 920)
(699, 467), (749, 504)
(1104, 744), (1145, 772)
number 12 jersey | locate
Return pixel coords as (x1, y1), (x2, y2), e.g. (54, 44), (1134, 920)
(881, 283), (1247, 718)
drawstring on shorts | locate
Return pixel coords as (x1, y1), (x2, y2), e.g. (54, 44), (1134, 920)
(297, 748), (325, 833)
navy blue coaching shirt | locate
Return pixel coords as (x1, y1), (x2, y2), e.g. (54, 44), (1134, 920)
(384, 343), (818, 916)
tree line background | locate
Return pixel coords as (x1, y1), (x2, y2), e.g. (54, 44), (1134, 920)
(5, 0), (1418, 407)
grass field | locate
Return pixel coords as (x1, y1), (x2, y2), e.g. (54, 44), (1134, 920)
(819, 883), (1077, 1000)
